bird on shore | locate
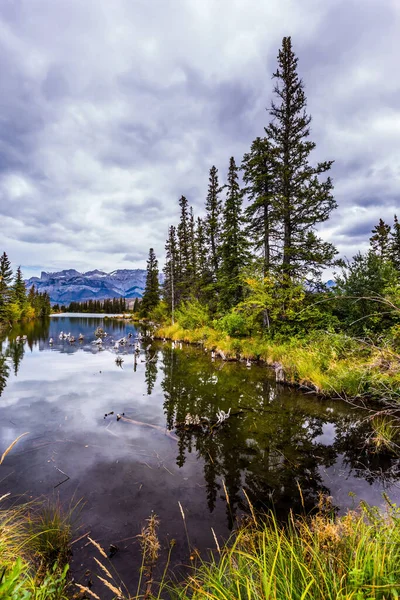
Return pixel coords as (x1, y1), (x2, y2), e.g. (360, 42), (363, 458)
(49, 338), (53, 344)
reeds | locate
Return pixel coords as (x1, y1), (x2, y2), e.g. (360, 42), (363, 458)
(169, 494), (400, 600)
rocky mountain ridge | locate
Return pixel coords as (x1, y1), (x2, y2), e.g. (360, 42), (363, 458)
(26, 269), (148, 303)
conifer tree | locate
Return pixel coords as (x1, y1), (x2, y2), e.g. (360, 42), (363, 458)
(195, 216), (211, 301)
(242, 136), (277, 276)
(370, 218), (391, 259)
(163, 225), (179, 318)
(140, 248), (160, 317)
(177, 195), (192, 298)
(13, 266), (26, 306)
(219, 157), (248, 309)
(189, 206), (197, 282)
(390, 215), (400, 272)
(0, 252), (13, 316)
(205, 166), (223, 279)
(265, 36), (337, 281)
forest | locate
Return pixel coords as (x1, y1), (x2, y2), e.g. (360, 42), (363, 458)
(138, 37), (400, 402)
(0, 252), (51, 326)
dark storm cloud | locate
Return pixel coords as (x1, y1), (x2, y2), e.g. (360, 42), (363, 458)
(0, 0), (398, 275)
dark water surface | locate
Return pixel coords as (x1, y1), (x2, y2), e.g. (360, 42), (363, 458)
(1, 316), (400, 590)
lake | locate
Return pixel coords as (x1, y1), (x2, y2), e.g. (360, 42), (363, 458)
(1, 315), (399, 591)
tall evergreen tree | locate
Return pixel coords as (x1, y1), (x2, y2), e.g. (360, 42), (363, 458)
(205, 166), (223, 280)
(163, 225), (179, 318)
(177, 195), (192, 298)
(13, 266), (26, 305)
(140, 248), (160, 317)
(0, 252), (13, 316)
(195, 216), (211, 301)
(242, 136), (277, 276)
(390, 215), (400, 272)
(219, 157), (248, 309)
(265, 36), (337, 281)
(370, 218), (391, 259)
(189, 206), (197, 282)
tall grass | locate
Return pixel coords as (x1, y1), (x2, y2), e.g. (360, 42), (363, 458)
(157, 323), (400, 399)
(0, 494), (76, 599)
(171, 495), (400, 600)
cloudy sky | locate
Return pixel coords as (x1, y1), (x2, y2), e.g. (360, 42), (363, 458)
(0, 0), (399, 278)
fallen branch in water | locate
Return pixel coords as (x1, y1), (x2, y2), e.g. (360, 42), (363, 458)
(54, 466), (70, 488)
(120, 416), (178, 441)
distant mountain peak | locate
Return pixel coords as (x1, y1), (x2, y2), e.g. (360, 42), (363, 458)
(26, 268), (148, 303)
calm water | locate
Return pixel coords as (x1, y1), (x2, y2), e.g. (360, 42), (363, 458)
(1, 316), (400, 590)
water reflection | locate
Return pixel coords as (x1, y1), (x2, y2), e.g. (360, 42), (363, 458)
(161, 345), (400, 522)
(0, 317), (400, 545)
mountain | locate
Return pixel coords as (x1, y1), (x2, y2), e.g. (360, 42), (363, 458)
(25, 269), (149, 303)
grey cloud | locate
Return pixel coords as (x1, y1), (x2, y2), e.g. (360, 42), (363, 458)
(0, 0), (399, 274)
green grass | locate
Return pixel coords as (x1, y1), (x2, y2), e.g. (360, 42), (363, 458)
(169, 496), (400, 600)
(156, 323), (400, 400)
(0, 495), (76, 600)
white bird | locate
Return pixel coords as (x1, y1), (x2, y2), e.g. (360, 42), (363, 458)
(95, 338), (103, 346)
(114, 342), (120, 350)
(22, 335), (27, 341)
(49, 338), (53, 344)
(211, 351), (215, 359)
(78, 333), (84, 341)
(59, 331), (63, 340)
(16, 336), (21, 342)
(246, 359), (251, 368)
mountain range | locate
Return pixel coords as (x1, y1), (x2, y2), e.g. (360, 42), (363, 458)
(25, 269), (148, 304)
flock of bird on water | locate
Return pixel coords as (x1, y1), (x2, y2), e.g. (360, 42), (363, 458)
(14, 327), (233, 427)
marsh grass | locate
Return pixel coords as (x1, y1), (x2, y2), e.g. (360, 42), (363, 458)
(157, 323), (400, 399)
(0, 496), (73, 599)
(169, 494), (400, 600)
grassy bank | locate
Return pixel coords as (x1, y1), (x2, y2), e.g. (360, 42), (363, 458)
(156, 322), (400, 399)
(0, 495), (72, 599)
(74, 496), (400, 600)
(170, 495), (400, 600)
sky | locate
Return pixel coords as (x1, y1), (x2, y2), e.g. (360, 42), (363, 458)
(0, 0), (399, 278)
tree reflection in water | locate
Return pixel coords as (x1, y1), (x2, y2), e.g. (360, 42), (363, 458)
(161, 344), (400, 526)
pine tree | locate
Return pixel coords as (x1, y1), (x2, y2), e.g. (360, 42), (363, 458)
(242, 136), (277, 276)
(370, 218), (391, 259)
(177, 195), (192, 299)
(265, 36), (337, 281)
(189, 206), (197, 282)
(0, 252), (13, 317)
(390, 215), (400, 272)
(13, 266), (26, 305)
(219, 157), (248, 309)
(205, 166), (223, 280)
(195, 217), (211, 301)
(163, 225), (179, 318)
(140, 248), (160, 317)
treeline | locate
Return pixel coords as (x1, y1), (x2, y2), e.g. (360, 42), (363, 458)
(140, 37), (400, 343)
(0, 252), (51, 326)
(55, 297), (134, 313)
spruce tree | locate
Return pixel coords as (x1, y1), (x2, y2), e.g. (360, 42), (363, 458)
(163, 225), (179, 318)
(189, 206), (197, 282)
(13, 266), (26, 305)
(390, 215), (400, 272)
(266, 36), (337, 281)
(0, 252), (13, 317)
(177, 195), (192, 299)
(195, 216), (211, 301)
(370, 218), (391, 259)
(242, 136), (277, 276)
(219, 157), (248, 309)
(140, 248), (160, 317)
(205, 166), (223, 279)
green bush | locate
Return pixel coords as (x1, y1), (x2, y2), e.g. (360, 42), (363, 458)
(175, 300), (210, 329)
(215, 311), (249, 337)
